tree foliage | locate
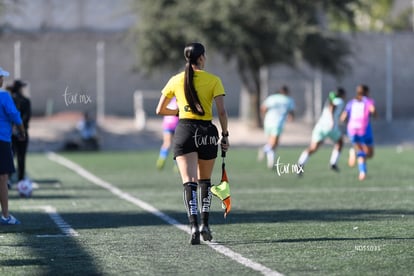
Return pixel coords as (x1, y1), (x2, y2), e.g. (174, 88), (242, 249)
(328, 0), (411, 32)
(132, 0), (359, 125)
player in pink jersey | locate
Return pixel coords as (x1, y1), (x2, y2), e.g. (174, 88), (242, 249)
(341, 87), (375, 181)
(348, 85), (376, 167)
(156, 97), (179, 170)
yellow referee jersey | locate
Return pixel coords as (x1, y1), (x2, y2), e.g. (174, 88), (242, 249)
(161, 70), (225, 121)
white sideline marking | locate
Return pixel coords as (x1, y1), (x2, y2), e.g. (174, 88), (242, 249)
(26, 205), (79, 238)
(47, 152), (282, 276)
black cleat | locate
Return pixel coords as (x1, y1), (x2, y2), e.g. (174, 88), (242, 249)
(199, 224), (213, 241)
(330, 164), (340, 172)
(190, 225), (200, 245)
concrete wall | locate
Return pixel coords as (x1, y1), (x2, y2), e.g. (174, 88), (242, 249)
(268, 32), (414, 120)
(0, 0), (136, 31)
(0, 31), (413, 119)
(0, 31), (241, 117)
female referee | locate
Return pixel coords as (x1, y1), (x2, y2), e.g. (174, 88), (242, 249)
(156, 42), (229, 245)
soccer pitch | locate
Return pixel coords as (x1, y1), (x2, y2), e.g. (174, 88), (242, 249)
(1, 147), (413, 275)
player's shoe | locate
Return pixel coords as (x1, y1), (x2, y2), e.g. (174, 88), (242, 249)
(358, 172), (366, 181)
(1, 215), (21, 225)
(330, 164), (340, 172)
(199, 224), (212, 241)
(156, 158), (166, 170)
(348, 148), (356, 167)
(190, 225), (200, 245)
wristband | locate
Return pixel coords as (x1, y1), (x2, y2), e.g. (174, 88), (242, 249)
(222, 132), (229, 137)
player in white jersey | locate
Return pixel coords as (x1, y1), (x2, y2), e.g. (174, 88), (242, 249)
(297, 88), (346, 173)
(259, 86), (295, 169)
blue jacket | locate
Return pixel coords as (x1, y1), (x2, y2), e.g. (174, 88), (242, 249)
(0, 90), (22, 142)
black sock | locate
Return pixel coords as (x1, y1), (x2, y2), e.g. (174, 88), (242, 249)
(183, 182), (198, 227)
(198, 179), (212, 225)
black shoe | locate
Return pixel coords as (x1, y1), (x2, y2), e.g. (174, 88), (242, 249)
(199, 224), (213, 241)
(331, 164), (340, 172)
(190, 225), (200, 245)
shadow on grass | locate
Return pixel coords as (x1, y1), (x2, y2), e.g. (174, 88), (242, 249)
(0, 211), (102, 275)
(219, 209), (414, 224)
(8, 208), (409, 230)
(9, 195), (78, 200)
(1, 208), (411, 273)
(31, 179), (62, 185)
(220, 236), (414, 245)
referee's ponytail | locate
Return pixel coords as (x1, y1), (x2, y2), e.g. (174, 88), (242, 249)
(184, 43), (205, 116)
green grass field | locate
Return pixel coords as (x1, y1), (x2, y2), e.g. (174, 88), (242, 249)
(1, 147), (413, 275)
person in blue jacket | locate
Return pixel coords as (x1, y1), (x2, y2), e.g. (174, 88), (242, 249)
(0, 67), (26, 225)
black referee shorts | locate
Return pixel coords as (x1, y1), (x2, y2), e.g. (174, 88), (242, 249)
(0, 140), (15, 175)
(173, 119), (219, 160)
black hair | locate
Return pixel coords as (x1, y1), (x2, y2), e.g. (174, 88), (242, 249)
(183, 42), (205, 116)
(279, 85), (289, 95)
(336, 87), (346, 97)
(359, 84), (369, 96)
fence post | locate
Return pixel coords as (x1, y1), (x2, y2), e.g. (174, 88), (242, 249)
(385, 36), (393, 123)
(313, 69), (323, 120)
(14, 41), (21, 79)
(96, 41), (105, 124)
(134, 90), (146, 130)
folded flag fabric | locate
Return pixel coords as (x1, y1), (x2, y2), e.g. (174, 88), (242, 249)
(212, 152), (231, 218)
(211, 181), (231, 218)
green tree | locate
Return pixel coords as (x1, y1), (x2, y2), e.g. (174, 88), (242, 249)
(132, 0), (358, 126)
(329, 0), (411, 32)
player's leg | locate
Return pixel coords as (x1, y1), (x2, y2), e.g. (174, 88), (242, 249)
(356, 145), (367, 181)
(298, 141), (322, 164)
(173, 119), (202, 244)
(197, 158), (215, 241)
(0, 174), (9, 218)
(349, 134), (373, 166)
(16, 138), (28, 181)
(298, 126), (324, 168)
(156, 130), (173, 170)
(264, 134), (279, 169)
(196, 123), (219, 242)
(176, 152), (200, 244)
(329, 130), (343, 171)
(348, 147), (356, 167)
(0, 141), (20, 225)
(352, 135), (369, 181)
(365, 134), (374, 159)
(258, 125), (273, 165)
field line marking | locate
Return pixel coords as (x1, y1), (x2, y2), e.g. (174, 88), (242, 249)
(23, 205), (79, 237)
(47, 152), (282, 276)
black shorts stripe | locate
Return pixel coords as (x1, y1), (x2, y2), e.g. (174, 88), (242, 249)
(173, 119), (219, 160)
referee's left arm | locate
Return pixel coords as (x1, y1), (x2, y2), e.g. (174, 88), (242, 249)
(156, 95), (179, 116)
